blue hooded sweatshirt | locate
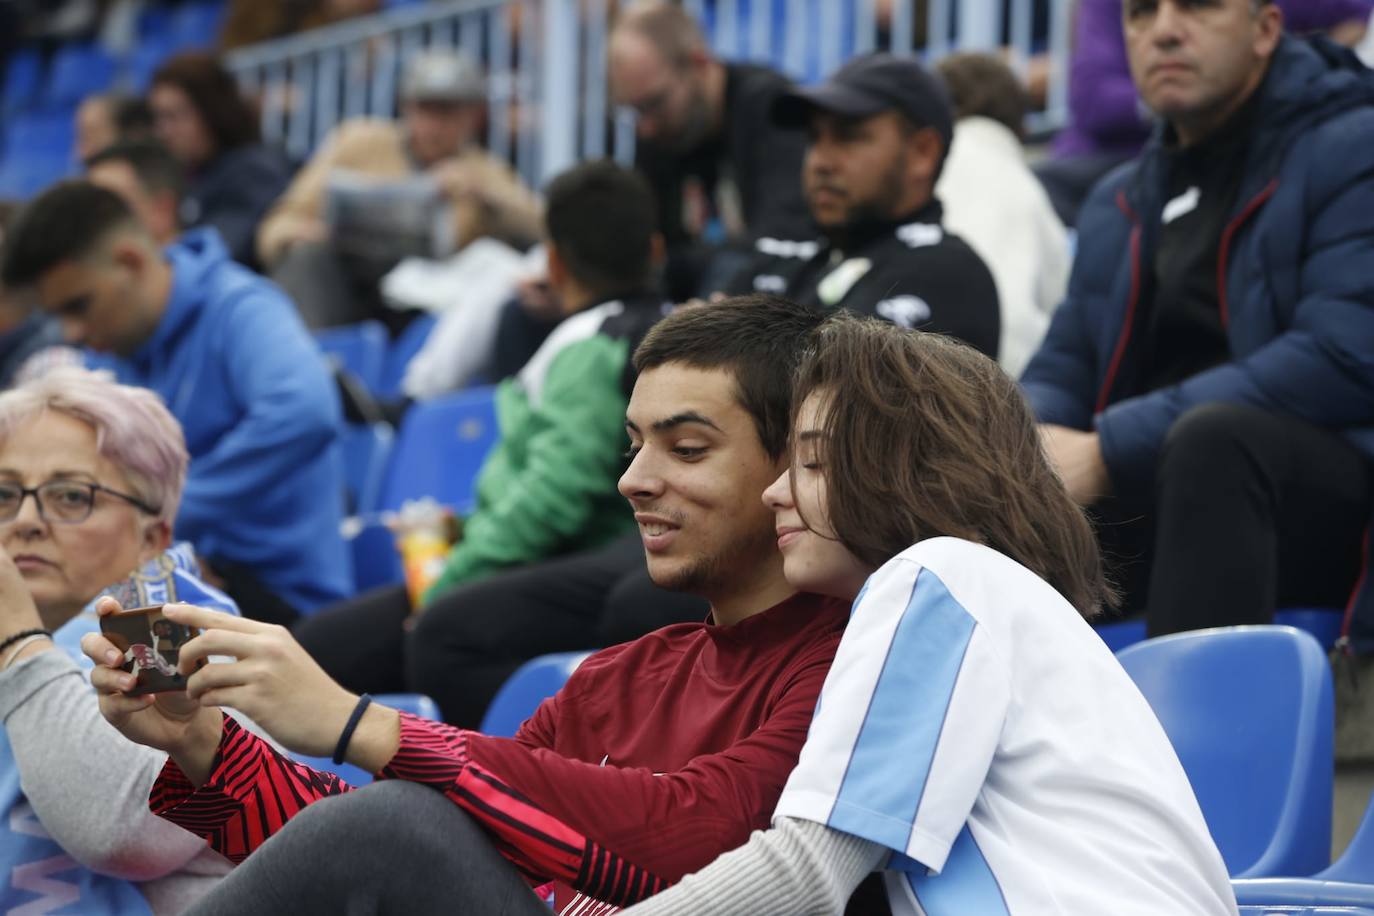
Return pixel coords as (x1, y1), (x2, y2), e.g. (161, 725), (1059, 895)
(91, 228), (351, 613)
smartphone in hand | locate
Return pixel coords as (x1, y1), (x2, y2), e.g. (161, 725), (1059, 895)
(98, 605), (203, 696)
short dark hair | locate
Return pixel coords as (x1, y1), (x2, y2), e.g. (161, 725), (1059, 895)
(936, 53), (1029, 139)
(0, 182), (140, 288)
(151, 52), (261, 152)
(544, 160), (657, 296)
(86, 139), (186, 203)
(633, 295), (828, 459)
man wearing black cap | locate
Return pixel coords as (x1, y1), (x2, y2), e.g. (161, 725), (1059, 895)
(727, 52), (1001, 360)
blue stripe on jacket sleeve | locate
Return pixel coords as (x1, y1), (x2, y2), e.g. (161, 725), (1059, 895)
(827, 569), (976, 856)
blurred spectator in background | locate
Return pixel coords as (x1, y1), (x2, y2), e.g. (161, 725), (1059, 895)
(149, 52), (290, 269)
(258, 49), (541, 331)
(936, 52), (1070, 378)
(73, 93), (153, 164)
(85, 139), (183, 247)
(0, 202), (74, 388)
(1039, 0), (1374, 226)
(610, 0), (811, 301)
(730, 53), (1000, 359)
(0, 182), (351, 625)
(296, 162), (674, 720)
(1022, 2), (1374, 683)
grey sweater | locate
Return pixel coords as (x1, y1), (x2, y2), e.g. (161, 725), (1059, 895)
(623, 817), (886, 916)
(0, 648), (233, 915)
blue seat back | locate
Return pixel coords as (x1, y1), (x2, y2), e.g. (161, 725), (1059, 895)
(1322, 790), (1374, 883)
(172, 0), (227, 48)
(1117, 626), (1334, 878)
(346, 518), (405, 593)
(377, 387), (499, 515)
(315, 321), (388, 393)
(339, 423), (393, 515)
(378, 313), (436, 400)
(480, 652), (592, 737)
(0, 110), (77, 197)
(3, 48), (43, 112)
(290, 693), (440, 785)
(46, 43), (116, 107)
(1096, 608), (1344, 655)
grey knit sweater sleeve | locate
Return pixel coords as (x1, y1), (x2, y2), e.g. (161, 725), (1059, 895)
(0, 648), (231, 912)
(623, 817), (888, 916)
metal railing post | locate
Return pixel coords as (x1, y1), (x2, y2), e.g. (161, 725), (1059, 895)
(540, 0), (578, 183)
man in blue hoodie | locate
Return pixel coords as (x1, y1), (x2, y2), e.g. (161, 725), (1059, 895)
(0, 181), (351, 624)
(1023, 3), (1374, 662)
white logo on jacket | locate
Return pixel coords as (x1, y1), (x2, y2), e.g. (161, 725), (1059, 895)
(876, 295), (932, 329)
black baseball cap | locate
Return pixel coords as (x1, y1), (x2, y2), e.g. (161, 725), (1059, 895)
(772, 53), (954, 151)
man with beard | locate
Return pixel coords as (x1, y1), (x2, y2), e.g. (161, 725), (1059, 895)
(609, 1), (811, 299)
(729, 53), (1002, 360)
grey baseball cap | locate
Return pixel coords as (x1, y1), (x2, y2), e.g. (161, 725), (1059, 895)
(402, 50), (486, 103)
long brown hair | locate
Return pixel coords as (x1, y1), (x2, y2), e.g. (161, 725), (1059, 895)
(794, 315), (1115, 618)
(152, 53), (261, 154)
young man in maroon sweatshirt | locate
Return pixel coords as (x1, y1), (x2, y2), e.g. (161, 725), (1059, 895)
(82, 294), (846, 915)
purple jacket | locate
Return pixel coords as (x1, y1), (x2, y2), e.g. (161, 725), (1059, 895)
(1054, 0), (1374, 158)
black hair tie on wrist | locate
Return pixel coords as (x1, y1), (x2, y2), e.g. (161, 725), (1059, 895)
(332, 694), (373, 765)
(0, 628), (51, 656)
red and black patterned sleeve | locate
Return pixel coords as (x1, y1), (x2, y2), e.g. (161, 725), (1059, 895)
(150, 715), (353, 863)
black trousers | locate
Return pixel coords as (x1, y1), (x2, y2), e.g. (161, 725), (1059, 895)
(186, 781), (550, 916)
(294, 532), (707, 727)
(1092, 404), (1371, 637)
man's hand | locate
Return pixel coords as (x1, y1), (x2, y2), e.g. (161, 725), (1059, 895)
(1039, 424), (1112, 506)
(169, 604), (400, 772)
(81, 597), (224, 785)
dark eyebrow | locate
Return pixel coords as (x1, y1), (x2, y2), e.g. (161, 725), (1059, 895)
(650, 411), (723, 434)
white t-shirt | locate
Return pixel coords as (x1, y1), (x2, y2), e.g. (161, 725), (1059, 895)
(773, 537), (1238, 915)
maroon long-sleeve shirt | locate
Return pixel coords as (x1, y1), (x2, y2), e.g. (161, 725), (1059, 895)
(149, 593), (848, 911)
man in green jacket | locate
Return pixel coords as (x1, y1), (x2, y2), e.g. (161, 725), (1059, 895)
(296, 161), (671, 698)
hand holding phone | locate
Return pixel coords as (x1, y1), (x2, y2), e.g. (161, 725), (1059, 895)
(98, 604), (204, 696)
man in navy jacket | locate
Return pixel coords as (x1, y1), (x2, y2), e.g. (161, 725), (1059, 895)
(1024, 2), (1374, 655)
(0, 182), (351, 623)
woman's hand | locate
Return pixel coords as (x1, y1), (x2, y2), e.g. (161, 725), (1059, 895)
(0, 547), (52, 668)
(80, 597), (224, 784)
(168, 603), (397, 765)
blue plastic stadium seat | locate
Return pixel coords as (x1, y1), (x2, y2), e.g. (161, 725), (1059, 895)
(377, 387), (499, 515)
(1233, 787), (1374, 907)
(0, 110), (77, 197)
(1116, 626), (1334, 878)
(172, 0), (227, 49)
(340, 422), (394, 515)
(316, 321), (388, 393)
(3, 48), (44, 113)
(1096, 608), (1344, 654)
(346, 517), (405, 593)
(45, 43), (117, 108)
(291, 693), (440, 785)
(378, 313), (436, 400)
(480, 652), (592, 737)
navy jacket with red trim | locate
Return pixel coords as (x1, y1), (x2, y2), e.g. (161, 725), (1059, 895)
(1021, 35), (1374, 646)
